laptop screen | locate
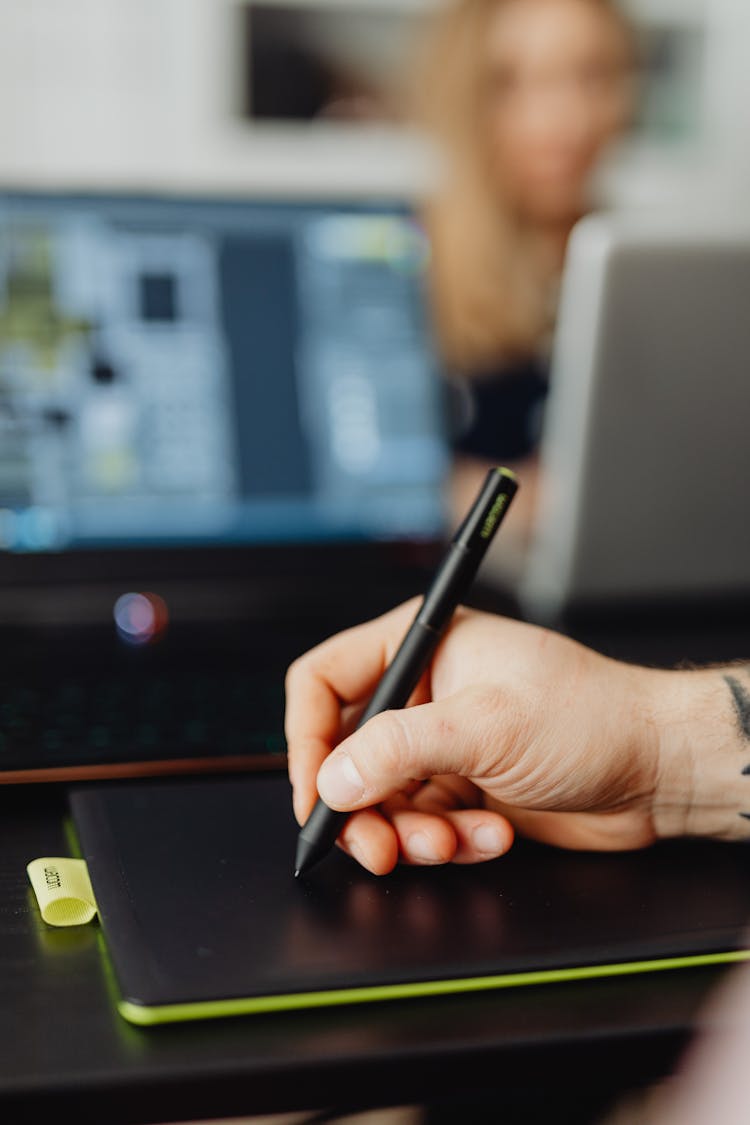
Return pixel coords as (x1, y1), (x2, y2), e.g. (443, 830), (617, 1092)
(0, 190), (450, 557)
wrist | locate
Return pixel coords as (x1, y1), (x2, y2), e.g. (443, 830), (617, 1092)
(649, 666), (750, 842)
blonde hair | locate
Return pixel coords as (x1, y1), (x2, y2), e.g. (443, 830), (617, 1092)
(409, 0), (635, 372)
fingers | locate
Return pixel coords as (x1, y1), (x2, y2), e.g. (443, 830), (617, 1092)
(285, 598), (426, 819)
(410, 778), (514, 859)
(339, 801), (514, 871)
(285, 601), (522, 871)
(410, 774), (479, 813)
(441, 810), (514, 863)
(316, 690), (492, 813)
(384, 795), (459, 865)
(337, 809), (400, 876)
(336, 805), (458, 875)
(334, 777), (514, 873)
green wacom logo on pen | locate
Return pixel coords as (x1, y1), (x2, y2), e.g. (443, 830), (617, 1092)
(480, 494), (509, 539)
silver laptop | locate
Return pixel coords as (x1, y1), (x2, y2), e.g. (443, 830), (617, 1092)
(519, 208), (750, 626)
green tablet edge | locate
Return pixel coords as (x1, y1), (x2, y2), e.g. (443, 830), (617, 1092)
(65, 815), (750, 1028)
(118, 950), (750, 1026)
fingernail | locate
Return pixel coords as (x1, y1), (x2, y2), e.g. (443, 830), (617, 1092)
(318, 753), (365, 807)
(407, 832), (439, 863)
(472, 824), (504, 856)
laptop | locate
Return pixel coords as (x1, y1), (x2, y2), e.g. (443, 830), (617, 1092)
(518, 208), (750, 627)
(0, 187), (452, 782)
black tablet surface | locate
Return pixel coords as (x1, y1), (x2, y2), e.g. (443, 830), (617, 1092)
(68, 774), (750, 1025)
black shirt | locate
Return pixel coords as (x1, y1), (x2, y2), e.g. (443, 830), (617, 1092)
(449, 357), (550, 463)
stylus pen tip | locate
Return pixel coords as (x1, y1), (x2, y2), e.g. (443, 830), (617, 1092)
(294, 869), (301, 879)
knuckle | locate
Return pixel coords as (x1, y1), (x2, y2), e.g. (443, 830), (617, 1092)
(314, 648), (342, 684)
(285, 626), (340, 677)
(284, 655), (307, 692)
(285, 644), (330, 694)
(466, 683), (506, 718)
(434, 714), (457, 742)
(370, 711), (413, 780)
(463, 684), (531, 775)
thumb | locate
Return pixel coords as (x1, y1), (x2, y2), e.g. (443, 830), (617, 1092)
(316, 692), (489, 811)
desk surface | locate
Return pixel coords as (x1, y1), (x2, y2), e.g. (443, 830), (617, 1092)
(2, 597), (749, 1125)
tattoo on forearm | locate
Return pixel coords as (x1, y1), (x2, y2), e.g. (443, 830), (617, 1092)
(725, 675), (750, 741)
(725, 674), (750, 824)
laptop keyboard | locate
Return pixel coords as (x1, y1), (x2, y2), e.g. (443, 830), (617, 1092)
(0, 595), (418, 782)
(0, 664), (287, 777)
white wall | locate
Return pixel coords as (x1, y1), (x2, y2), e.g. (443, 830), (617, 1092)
(0, 0), (436, 198)
(602, 0), (750, 211)
(0, 0), (747, 206)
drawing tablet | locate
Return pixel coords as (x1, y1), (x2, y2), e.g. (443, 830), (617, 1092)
(68, 774), (750, 1026)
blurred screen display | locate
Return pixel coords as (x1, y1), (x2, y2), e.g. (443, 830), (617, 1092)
(0, 191), (449, 553)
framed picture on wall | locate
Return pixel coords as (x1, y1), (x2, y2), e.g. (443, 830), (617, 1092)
(236, 1), (424, 126)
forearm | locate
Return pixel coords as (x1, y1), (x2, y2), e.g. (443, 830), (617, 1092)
(649, 663), (750, 842)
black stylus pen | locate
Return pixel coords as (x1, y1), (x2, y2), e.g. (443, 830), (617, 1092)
(294, 466), (519, 878)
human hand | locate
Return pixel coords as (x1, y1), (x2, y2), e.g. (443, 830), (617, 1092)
(284, 599), (750, 874)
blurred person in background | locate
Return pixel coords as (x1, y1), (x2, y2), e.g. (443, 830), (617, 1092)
(410, 0), (638, 581)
